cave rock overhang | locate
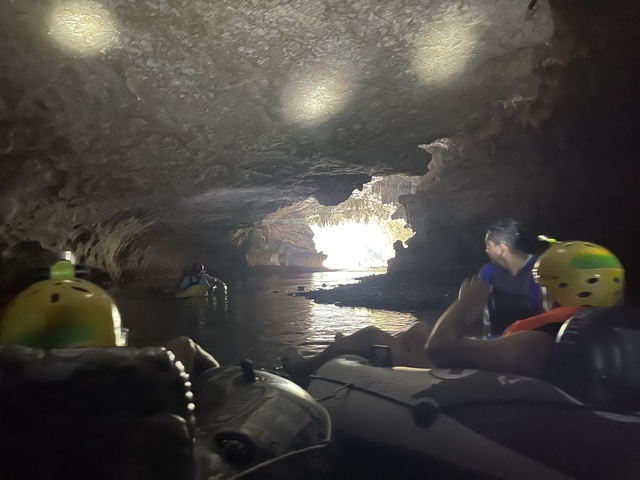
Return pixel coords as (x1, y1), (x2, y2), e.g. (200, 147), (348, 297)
(241, 175), (421, 269)
(0, 0), (553, 273)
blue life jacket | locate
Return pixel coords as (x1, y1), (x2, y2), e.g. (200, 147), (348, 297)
(479, 255), (543, 334)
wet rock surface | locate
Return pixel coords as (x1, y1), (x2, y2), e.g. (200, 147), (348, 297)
(300, 271), (465, 313)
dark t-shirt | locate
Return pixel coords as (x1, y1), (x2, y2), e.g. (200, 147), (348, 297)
(479, 256), (544, 334)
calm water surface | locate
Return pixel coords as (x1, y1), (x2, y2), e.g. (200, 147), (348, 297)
(114, 270), (424, 369)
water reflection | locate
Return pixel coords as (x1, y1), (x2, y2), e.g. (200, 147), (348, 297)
(116, 271), (420, 369)
(307, 303), (415, 346)
(183, 295), (230, 329)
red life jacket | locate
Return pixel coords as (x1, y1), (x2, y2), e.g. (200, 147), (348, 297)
(502, 306), (584, 336)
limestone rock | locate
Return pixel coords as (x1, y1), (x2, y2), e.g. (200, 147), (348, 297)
(0, 0), (553, 278)
(396, 1), (640, 290)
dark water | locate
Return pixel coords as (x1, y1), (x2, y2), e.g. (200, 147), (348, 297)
(110, 271), (446, 480)
(113, 270), (424, 370)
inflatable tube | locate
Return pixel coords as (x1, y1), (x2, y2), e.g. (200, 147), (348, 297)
(0, 346), (196, 480)
(546, 306), (640, 411)
(0, 346), (330, 480)
(175, 281), (228, 298)
(193, 360), (331, 479)
(175, 284), (209, 298)
(307, 355), (640, 480)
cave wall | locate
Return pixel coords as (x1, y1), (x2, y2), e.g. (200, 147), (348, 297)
(397, 0), (640, 292)
(0, 0), (554, 287)
(3, 0), (638, 290)
(243, 175), (418, 270)
(243, 222), (327, 269)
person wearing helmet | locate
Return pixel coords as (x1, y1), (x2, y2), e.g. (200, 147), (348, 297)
(500, 239), (623, 334)
(283, 239), (624, 384)
(179, 263), (219, 291)
(0, 261), (219, 376)
(0, 262), (328, 480)
(424, 239), (625, 379)
(0, 275), (127, 349)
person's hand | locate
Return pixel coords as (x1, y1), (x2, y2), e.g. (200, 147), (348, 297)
(164, 337), (220, 377)
(457, 275), (490, 305)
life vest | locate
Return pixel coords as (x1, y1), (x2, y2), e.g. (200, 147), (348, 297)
(502, 306), (584, 336)
(480, 256), (544, 334)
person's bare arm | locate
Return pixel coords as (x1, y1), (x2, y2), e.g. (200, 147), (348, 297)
(164, 336), (220, 377)
(426, 276), (490, 351)
(429, 332), (555, 379)
(424, 276), (554, 379)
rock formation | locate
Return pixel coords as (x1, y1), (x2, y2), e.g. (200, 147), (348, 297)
(396, 0), (640, 299)
(1, 0), (639, 294)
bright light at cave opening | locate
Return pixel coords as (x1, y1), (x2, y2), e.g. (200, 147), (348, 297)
(49, 0), (120, 56)
(311, 221), (400, 270)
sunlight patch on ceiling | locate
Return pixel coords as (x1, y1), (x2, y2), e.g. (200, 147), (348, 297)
(311, 220), (409, 270)
(49, 0), (120, 56)
(410, 14), (484, 86)
(281, 68), (354, 125)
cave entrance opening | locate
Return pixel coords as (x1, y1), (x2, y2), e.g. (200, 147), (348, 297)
(310, 220), (408, 271)
(304, 176), (418, 271)
(243, 176), (418, 270)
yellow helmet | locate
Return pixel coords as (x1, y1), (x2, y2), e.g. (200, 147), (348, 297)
(533, 240), (624, 307)
(0, 277), (126, 348)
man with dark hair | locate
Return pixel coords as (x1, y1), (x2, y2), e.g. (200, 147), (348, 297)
(480, 218), (543, 335)
(485, 218), (521, 251)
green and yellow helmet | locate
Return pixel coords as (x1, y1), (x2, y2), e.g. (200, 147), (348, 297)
(0, 263), (126, 348)
(533, 239), (624, 307)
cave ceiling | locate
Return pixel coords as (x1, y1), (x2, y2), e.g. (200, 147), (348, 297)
(0, 0), (553, 266)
